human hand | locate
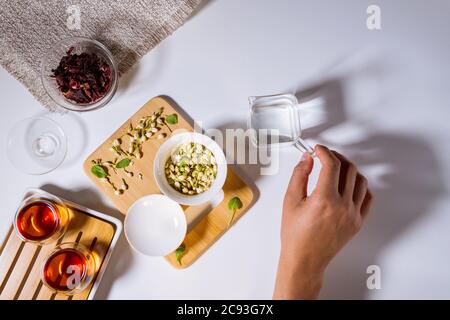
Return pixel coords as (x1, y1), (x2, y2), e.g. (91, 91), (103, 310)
(273, 145), (374, 299)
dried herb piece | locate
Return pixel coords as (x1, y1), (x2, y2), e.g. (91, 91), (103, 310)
(52, 47), (112, 104)
(91, 108), (179, 196)
(175, 243), (186, 266)
(121, 178), (129, 190)
(165, 142), (217, 195)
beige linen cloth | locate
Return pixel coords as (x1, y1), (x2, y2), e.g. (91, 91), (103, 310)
(0, 0), (201, 111)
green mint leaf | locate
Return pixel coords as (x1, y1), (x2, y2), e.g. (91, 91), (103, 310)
(116, 158), (131, 169)
(228, 196), (243, 211)
(91, 164), (108, 178)
(228, 196), (243, 227)
(175, 243), (186, 266)
(166, 114), (178, 125)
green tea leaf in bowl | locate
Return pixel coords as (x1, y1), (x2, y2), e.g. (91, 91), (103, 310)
(166, 114), (178, 125)
(116, 158), (131, 168)
(91, 164), (108, 178)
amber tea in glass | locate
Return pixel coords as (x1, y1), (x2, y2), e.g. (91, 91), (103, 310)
(41, 242), (96, 294)
(14, 194), (69, 244)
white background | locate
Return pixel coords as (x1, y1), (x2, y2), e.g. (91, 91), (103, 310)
(1, 0), (450, 299)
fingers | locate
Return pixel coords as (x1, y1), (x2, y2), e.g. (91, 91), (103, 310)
(361, 190), (374, 220)
(315, 145), (374, 224)
(353, 173), (368, 209)
(335, 151), (373, 219)
(315, 145), (340, 193)
(332, 151), (357, 200)
(284, 152), (314, 205)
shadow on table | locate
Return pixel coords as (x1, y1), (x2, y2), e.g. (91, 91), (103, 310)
(319, 133), (445, 299)
(295, 78), (347, 140)
(290, 64), (445, 298)
(214, 120), (262, 176)
(39, 184), (134, 299)
(94, 233), (134, 300)
(212, 120), (263, 206)
(40, 184), (122, 221)
(294, 52), (391, 143)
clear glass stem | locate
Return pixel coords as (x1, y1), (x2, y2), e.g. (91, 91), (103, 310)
(294, 138), (316, 157)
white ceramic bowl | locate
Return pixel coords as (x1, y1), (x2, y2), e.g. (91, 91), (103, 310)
(154, 132), (227, 206)
(125, 194), (186, 256)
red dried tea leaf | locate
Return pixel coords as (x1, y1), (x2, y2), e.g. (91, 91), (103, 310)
(51, 47), (113, 105)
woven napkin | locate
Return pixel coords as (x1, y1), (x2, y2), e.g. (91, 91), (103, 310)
(0, 0), (201, 112)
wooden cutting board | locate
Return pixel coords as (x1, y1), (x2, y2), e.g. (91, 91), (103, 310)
(83, 96), (255, 268)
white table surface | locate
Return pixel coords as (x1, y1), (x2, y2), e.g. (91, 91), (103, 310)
(1, 0), (450, 299)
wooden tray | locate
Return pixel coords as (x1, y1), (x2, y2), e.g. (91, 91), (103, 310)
(0, 188), (122, 300)
(83, 96), (255, 268)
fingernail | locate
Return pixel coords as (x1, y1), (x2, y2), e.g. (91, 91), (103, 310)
(300, 152), (308, 162)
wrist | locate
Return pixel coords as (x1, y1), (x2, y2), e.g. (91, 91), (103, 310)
(273, 252), (326, 300)
(280, 248), (329, 276)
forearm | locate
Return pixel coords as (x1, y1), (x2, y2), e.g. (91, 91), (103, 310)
(275, 146), (373, 299)
(273, 253), (325, 300)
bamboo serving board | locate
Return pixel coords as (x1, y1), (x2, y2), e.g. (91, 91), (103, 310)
(0, 189), (122, 300)
(83, 96), (255, 268)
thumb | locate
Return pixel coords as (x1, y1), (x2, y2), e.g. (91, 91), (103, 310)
(284, 152), (314, 205)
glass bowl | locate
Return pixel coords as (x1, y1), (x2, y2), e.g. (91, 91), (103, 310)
(6, 117), (67, 175)
(41, 37), (118, 112)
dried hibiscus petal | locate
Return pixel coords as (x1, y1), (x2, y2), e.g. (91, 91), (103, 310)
(51, 47), (112, 105)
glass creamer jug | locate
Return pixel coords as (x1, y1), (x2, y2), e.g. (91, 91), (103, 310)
(248, 93), (315, 156)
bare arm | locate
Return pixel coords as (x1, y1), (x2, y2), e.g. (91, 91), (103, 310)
(273, 145), (374, 299)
